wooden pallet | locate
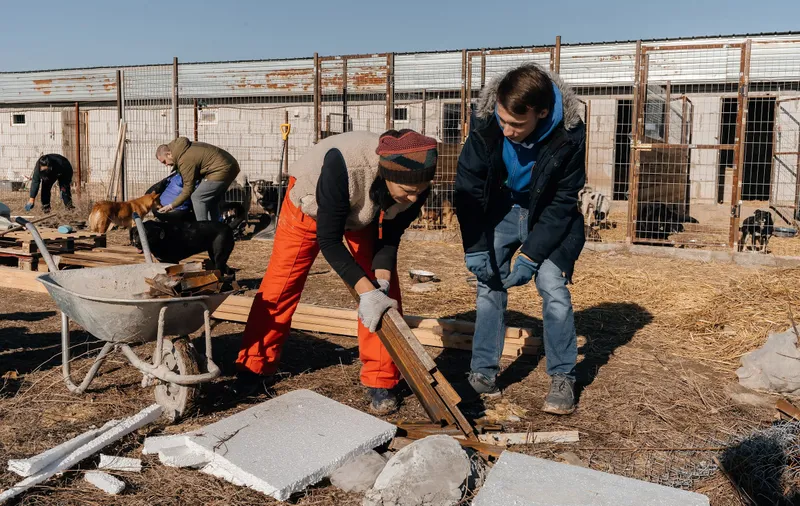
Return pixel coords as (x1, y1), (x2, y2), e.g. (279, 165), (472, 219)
(0, 228), (107, 271)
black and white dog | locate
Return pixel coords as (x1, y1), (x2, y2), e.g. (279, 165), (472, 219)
(130, 220), (235, 275)
(738, 209), (774, 253)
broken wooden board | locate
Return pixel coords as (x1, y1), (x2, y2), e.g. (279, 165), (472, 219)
(343, 284), (478, 442)
(478, 431), (580, 446)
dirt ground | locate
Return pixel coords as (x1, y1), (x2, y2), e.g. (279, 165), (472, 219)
(0, 228), (797, 505)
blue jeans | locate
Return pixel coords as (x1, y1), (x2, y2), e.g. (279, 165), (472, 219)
(471, 205), (577, 380)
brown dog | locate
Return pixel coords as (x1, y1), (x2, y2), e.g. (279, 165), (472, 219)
(88, 192), (159, 233)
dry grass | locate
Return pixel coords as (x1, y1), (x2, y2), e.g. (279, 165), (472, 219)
(0, 234), (796, 505)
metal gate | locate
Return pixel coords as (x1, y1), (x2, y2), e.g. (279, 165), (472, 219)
(628, 41), (749, 249)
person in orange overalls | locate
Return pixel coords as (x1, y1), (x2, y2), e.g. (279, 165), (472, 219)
(235, 130), (438, 414)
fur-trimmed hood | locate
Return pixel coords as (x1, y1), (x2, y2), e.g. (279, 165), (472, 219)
(475, 63), (582, 131)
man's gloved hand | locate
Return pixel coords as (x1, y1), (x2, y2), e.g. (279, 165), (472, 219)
(465, 251), (492, 284)
(358, 289), (398, 333)
(24, 202), (34, 212)
(502, 255), (539, 289)
(376, 278), (390, 295)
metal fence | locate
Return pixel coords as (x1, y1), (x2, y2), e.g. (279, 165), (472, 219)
(1, 35), (800, 254)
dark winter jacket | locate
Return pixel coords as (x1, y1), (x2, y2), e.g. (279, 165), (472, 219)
(454, 64), (586, 279)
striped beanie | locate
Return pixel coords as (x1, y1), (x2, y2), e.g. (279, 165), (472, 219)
(376, 129), (438, 184)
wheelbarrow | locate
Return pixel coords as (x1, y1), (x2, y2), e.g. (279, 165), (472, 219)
(16, 214), (231, 421)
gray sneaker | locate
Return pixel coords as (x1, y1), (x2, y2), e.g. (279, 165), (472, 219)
(468, 372), (502, 399)
(542, 374), (576, 415)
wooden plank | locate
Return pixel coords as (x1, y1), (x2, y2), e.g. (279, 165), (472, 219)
(777, 399), (800, 420)
(479, 431), (580, 446)
(0, 267), (47, 294)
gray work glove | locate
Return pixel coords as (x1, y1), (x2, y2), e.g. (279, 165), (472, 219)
(358, 288), (398, 333)
(376, 278), (390, 295)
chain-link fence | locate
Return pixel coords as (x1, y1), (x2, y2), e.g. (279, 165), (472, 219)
(1, 35), (800, 254)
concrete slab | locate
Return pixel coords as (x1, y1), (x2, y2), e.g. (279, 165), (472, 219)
(184, 389), (396, 501)
(0, 404), (162, 504)
(84, 471), (125, 495)
(8, 420), (119, 477)
(472, 451), (710, 506)
(98, 455), (142, 473)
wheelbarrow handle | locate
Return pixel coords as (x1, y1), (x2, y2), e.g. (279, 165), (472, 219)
(132, 212), (154, 264)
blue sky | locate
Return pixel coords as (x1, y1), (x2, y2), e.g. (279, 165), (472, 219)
(1, 0), (798, 71)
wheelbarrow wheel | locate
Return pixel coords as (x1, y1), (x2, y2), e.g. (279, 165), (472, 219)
(154, 338), (200, 422)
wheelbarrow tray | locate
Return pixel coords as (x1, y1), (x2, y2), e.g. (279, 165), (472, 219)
(38, 263), (230, 344)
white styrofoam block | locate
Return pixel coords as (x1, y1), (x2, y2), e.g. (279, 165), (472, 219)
(0, 404), (162, 504)
(184, 389), (396, 501)
(142, 434), (190, 455)
(158, 446), (210, 469)
(98, 455), (142, 473)
(8, 420), (120, 477)
(472, 451), (710, 506)
(84, 471), (125, 495)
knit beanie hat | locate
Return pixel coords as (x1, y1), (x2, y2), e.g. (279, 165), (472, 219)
(376, 130), (438, 184)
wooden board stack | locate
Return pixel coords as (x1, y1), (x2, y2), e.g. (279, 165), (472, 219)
(136, 262), (224, 299)
(212, 295), (541, 358)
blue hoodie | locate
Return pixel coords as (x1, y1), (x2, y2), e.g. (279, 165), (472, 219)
(498, 82), (563, 202)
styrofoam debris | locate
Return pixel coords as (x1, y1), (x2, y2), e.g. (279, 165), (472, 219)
(0, 404), (162, 504)
(142, 434), (191, 455)
(146, 390), (396, 501)
(472, 451), (709, 506)
(158, 446), (210, 469)
(8, 420), (120, 477)
(84, 471), (125, 495)
(98, 455), (142, 473)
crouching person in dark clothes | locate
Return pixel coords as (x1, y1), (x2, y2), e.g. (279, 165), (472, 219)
(26, 154), (75, 213)
(455, 63), (586, 414)
(235, 130), (438, 414)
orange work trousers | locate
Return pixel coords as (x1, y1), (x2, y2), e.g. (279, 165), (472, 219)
(235, 178), (402, 389)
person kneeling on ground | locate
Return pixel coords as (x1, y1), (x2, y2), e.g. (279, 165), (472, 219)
(146, 171), (197, 223)
(455, 63), (586, 415)
(235, 130), (438, 415)
(155, 138), (240, 221)
(25, 154), (75, 213)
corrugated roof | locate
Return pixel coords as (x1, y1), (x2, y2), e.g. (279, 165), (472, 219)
(1, 32), (798, 104)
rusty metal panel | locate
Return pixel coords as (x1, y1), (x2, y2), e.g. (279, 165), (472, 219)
(0, 68), (117, 103)
(179, 59), (316, 97)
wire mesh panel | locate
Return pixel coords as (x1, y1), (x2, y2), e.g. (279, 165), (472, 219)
(631, 44), (744, 249)
(122, 65), (174, 199)
(747, 40), (800, 256)
(561, 43), (638, 243)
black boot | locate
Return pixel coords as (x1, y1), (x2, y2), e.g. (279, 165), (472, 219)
(366, 387), (399, 415)
(230, 370), (275, 397)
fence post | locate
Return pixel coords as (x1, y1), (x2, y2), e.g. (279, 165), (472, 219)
(314, 52), (320, 143)
(172, 57), (179, 139)
(480, 49), (486, 90)
(193, 99), (198, 141)
(626, 41), (643, 243)
(74, 102), (82, 199)
(460, 49), (467, 143)
(729, 39), (752, 250)
(118, 70), (126, 201)
(466, 52), (473, 136)
(585, 100), (591, 183)
(554, 35), (561, 73)
(342, 57), (348, 133)
(386, 53), (394, 131)
(421, 89), (427, 134)
(664, 80), (671, 142)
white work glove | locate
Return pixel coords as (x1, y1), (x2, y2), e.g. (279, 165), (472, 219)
(358, 288), (398, 333)
(376, 278), (390, 295)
